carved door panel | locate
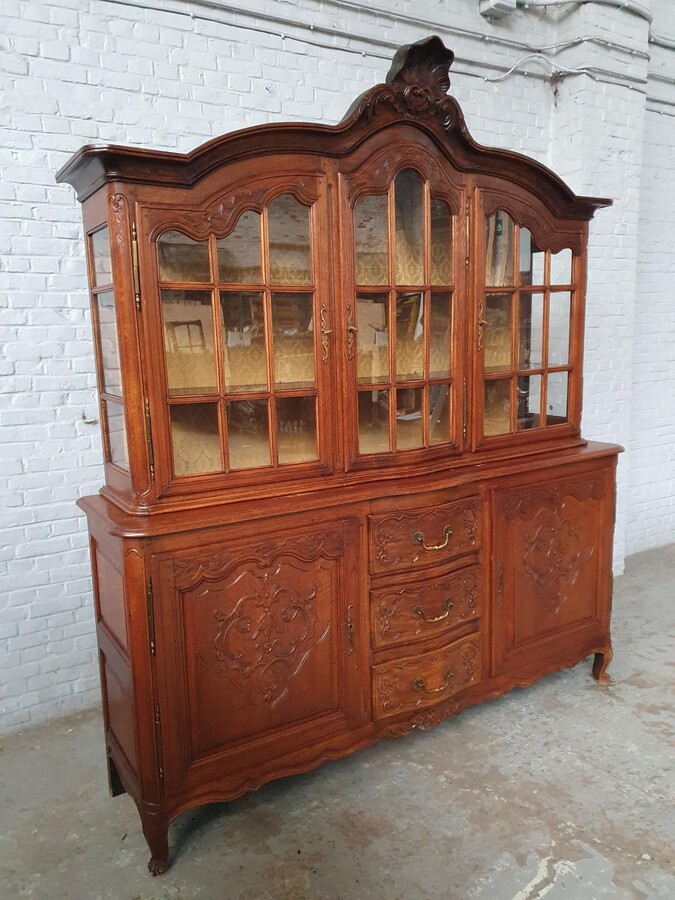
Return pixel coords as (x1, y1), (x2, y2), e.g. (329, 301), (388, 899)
(154, 518), (366, 796)
(491, 469), (613, 677)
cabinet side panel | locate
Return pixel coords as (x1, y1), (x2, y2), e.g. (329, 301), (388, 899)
(100, 648), (139, 771)
(93, 544), (129, 655)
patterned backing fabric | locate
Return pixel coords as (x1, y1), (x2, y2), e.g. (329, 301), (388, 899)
(484, 381), (510, 436)
(171, 412), (221, 476)
(166, 352), (216, 394)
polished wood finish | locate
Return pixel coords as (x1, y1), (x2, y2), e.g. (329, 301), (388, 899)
(57, 36), (618, 874)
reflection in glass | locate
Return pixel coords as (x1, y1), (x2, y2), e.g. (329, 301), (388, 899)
(268, 194), (311, 284)
(549, 292), (571, 366)
(161, 290), (217, 395)
(396, 292), (424, 381)
(430, 199), (452, 284)
(484, 293), (512, 373)
(105, 401), (128, 469)
(550, 248), (573, 284)
(546, 371), (569, 424)
(227, 399), (270, 469)
(517, 375), (541, 430)
(429, 292), (452, 378)
(485, 211), (514, 286)
(395, 169), (424, 285)
(358, 389), (390, 454)
(158, 231), (210, 282)
(428, 383), (450, 445)
(91, 227), (112, 286)
(217, 210), (262, 283)
(170, 403), (221, 476)
(96, 291), (123, 396)
(355, 195), (388, 285)
(276, 396), (317, 464)
(484, 379), (511, 436)
(220, 291), (266, 392)
(518, 292), (543, 370)
(272, 292), (315, 389)
(519, 227), (544, 285)
(396, 387), (423, 450)
(356, 293), (389, 384)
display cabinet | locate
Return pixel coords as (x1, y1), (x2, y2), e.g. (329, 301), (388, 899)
(57, 36), (618, 874)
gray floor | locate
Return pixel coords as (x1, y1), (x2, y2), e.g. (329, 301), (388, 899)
(1, 545), (673, 900)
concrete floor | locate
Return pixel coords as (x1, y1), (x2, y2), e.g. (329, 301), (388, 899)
(1, 545), (673, 900)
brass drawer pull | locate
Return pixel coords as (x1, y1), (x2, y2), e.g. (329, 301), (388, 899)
(411, 525), (453, 551)
(412, 668), (454, 695)
(412, 597), (454, 623)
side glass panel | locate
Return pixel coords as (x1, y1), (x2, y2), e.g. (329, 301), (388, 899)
(395, 386), (423, 450)
(548, 292), (571, 366)
(358, 389), (390, 454)
(90, 227), (112, 286)
(104, 400), (129, 470)
(550, 248), (572, 284)
(356, 293), (389, 385)
(429, 292), (452, 378)
(519, 227), (545, 285)
(484, 294), (512, 373)
(517, 374), (541, 430)
(268, 194), (311, 285)
(272, 292), (315, 389)
(354, 195), (388, 285)
(217, 210), (262, 283)
(430, 200), (452, 284)
(276, 396), (318, 464)
(158, 231), (210, 282)
(485, 211), (514, 286)
(547, 371), (569, 424)
(518, 292), (544, 370)
(95, 290), (123, 396)
(394, 170), (424, 285)
(170, 403), (221, 476)
(428, 383), (450, 445)
(161, 290), (217, 396)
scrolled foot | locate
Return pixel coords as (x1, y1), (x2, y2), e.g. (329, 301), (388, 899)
(148, 857), (169, 876)
(592, 647), (613, 685)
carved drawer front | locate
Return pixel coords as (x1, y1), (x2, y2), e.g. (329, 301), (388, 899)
(371, 563), (481, 650)
(372, 633), (480, 721)
(369, 497), (481, 575)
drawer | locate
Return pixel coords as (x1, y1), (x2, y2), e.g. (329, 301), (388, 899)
(369, 497), (481, 575)
(372, 634), (481, 720)
(371, 563), (481, 650)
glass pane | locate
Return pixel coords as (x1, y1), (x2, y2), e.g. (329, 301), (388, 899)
(276, 396), (317, 464)
(517, 375), (541, 430)
(396, 387), (423, 450)
(356, 293), (389, 385)
(430, 199), (452, 284)
(227, 399), (271, 469)
(268, 194), (311, 285)
(355, 195), (388, 285)
(95, 290), (123, 396)
(161, 290), (217, 396)
(484, 379), (511, 436)
(428, 383), (450, 445)
(158, 231), (210, 282)
(550, 248), (573, 284)
(105, 401), (128, 469)
(546, 371), (569, 425)
(272, 292), (315, 389)
(396, 292), (424, 381)
(170, 403), (221, 476)
(518, 292), (544, 370)
(429, 291), (452, 378)
(484, 293), (513, 374)
(519, 227), (544, 286)
(395, 169), (424, 285)
(549, 292), (571, 366)
(485, 211), (514, 286)
(221, 291), (267, 393)
(90, 227), (112, 286)
(217, 210), (262, 283)
(358, 389), (390, 454)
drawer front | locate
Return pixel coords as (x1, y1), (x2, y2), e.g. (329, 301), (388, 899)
(371, 563), (482, 650)
(369, 497), (481, 575)
(372, 634), (481, 720)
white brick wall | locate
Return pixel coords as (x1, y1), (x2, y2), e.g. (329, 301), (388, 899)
(1, 0), (673, 732)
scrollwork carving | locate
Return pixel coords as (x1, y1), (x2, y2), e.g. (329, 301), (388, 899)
(109, 192), (127, 248)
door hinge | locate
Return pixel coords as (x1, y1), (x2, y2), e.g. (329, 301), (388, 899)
(497, 564), (504, 602)
(465, 196), (470, 271)
(146, 576), (156, 656)
(144, 398), (155, 479)
(153, 703), (164, 784)
(131, 222), (141, 313)
(462, 379), (468, 442)
(347, 604), (355, 654)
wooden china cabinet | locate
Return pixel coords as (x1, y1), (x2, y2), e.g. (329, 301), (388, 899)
(57, 37), (619, 874)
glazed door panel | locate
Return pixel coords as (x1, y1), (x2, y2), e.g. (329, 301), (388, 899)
(491, 469), (613, 676)
(155, 518), (366, 796)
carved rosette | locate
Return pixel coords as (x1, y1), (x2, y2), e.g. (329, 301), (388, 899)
(109, 192), (127, 248)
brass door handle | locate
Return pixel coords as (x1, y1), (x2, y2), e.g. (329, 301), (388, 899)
(320, 305), (332, 363)
(412, 597), (454, 623)
(412, 668), (454, 695)
(346, 306), (358, 361)
(411, 525), (453, 551)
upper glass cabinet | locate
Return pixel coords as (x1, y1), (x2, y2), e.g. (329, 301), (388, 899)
(156, 193), (323, 480)
(352, 168), (457, 457)
(481, 210), (576, 440)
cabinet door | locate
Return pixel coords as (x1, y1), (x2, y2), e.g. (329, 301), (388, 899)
(154, 519), (366, 798)
(491, 470), (613, 677)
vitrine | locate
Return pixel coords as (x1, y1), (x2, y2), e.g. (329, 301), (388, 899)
(57, 36), (618, 874)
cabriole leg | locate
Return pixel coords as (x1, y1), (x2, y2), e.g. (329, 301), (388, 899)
(142, 813), (170, 876)
(592, 646), (613, 685)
